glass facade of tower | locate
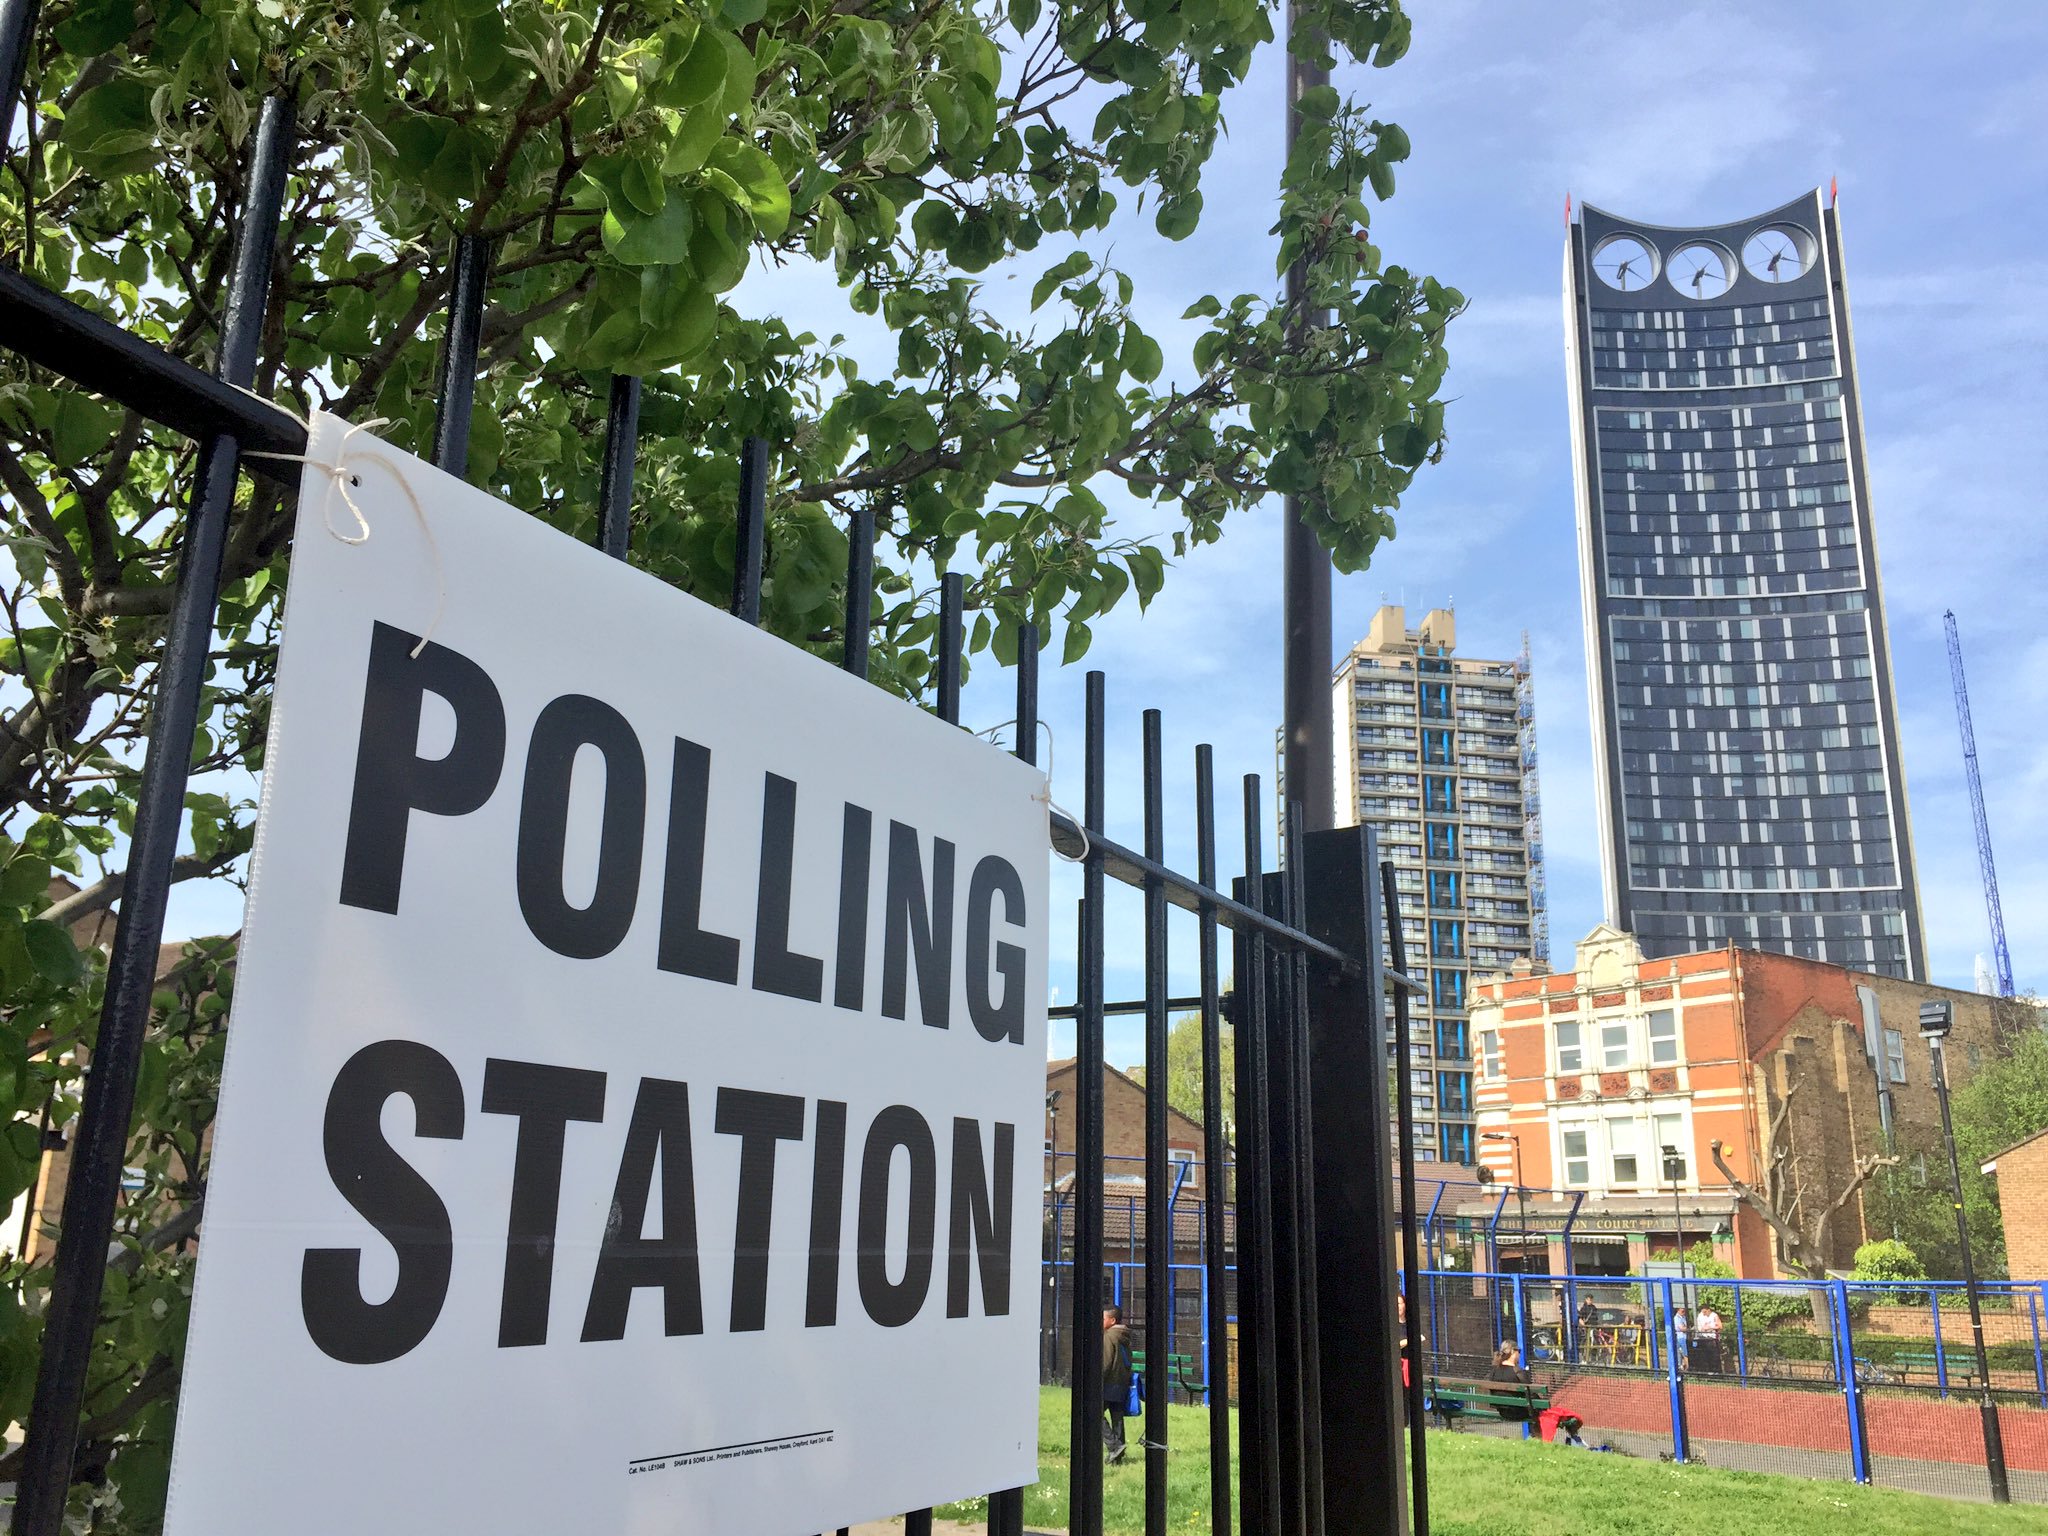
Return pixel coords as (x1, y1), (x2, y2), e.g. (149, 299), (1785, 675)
(1564, 191), (1925, 978)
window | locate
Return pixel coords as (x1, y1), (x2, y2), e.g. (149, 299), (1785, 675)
(1653, 1115), (1686, 1182)
(1561, 1128), (1590, 1187)
(1481, 1030), (1502, 1079)
(1601, 1020), (1631, 1071)
(1168, 1146), (1196, 1182)
(1556, 1021), (1582, 1074)
(1648, 1010), (1678, 1065)
(1883, 1028), (1906, 1084)
(1609, 1118), (1639, 1185)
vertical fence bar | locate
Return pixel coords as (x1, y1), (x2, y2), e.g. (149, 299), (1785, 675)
(842, 503), (874, 680)
(1282, 803), (1324, 1536)
(595, 374), (641, 561)
(1071, 672), (1108, 1536)
(985, 626), (1038, 1536)
(1380, 862), (1428, 1534)
(1260, 845), (1306, 1536)
(1932, 1292), (1949, 1398)
(1659, 1278), (1687, 1463)
(1300, 823), (1403, 1536)
(1833, 1278), (1870, 1484)
(7, 94), (296, 1536)
(1511, 1275), (1531, 1436)
(2032, 1286), (2047, 1408)
(431, 232), (490, 475)
(1194, 746), (1233, 1536)
(938, 572), (963, 726)
(0, 0), (38, 152)
(896, 563), (968, 1536)
(1140, 711), (1170, 1536)
(1235, 778), (1283, 1536)
(1733, 1282), (1747, 1381)
(731, 435), (767, 623)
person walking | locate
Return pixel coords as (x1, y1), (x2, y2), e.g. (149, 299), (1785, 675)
(1693, 1301), (1723, 1374)
(1102, 1304), (1133, 1464)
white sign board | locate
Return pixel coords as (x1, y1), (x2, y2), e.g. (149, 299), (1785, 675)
(165, 414), (1048, 1535)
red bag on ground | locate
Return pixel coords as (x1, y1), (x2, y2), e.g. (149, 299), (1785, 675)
(1538, 1406), (1570, 1443)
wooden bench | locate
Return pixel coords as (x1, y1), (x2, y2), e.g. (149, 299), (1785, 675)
(1425, 1376), (1553, 1434)
(1894, 1349), (1980, 1390)
(1131, 1349), (1208, 1402)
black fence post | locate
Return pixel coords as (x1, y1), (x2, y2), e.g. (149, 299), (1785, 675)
(596, 374), (641, 561)
(1300, 824), (1404, 1536)
(842, 503), (874, 680)
(1193, 746), (1233, 1536)
(8, 92), (297, 1536)
(986, 627), (1037, 1536)
(0, 0), (38, 152)
(431, 232), (490, 475)
(1071, 672), (1107, 1536)
(1141, 710), (1170, 1536)
(1381, 863), (1431, 1536)
(732, 435), (767, 623)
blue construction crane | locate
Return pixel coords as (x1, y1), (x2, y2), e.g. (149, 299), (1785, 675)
(1944, 611), (2015, 997)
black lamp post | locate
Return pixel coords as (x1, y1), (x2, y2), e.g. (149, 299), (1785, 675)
(1662, 1143), (1686, 1266)
(1920, 1000), (2009, 1502)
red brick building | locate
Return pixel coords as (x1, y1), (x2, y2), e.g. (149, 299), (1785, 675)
(1466, 926), (2009, 1279)
(1983, 1128), (2048, 1283)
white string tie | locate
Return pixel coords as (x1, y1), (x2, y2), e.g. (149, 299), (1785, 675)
(979, 717), (1089, 864)
(235, 390), (447, 656)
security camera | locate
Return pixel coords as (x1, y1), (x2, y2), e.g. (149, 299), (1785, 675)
(1919, 999), (1953, 1042)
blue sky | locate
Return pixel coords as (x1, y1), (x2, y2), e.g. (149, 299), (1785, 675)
(929, 0), (2048, 1063)
(163, 3), (2048, 1069)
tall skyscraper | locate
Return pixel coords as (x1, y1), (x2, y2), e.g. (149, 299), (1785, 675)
(1563, 190), (1925, 978)
(1333, 604), (1547, 1164)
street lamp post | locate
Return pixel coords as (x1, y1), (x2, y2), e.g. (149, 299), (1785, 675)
(1662, 1143), (1685, 1268)
(1920, 999), (2010, 1504)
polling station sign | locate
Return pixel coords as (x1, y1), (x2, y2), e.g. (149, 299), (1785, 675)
(164, 414), (1049, 1536)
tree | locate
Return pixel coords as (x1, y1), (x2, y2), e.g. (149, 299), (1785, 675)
(1863, 1022), (2048, 1279)
(1159, 1010), (1232, 1128)
(0, 0), (1458, 1522)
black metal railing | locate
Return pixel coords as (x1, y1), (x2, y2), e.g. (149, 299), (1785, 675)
(0, 28), (1416, 1536)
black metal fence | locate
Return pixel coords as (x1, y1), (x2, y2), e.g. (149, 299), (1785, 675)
(0, 27), (1411, 1536)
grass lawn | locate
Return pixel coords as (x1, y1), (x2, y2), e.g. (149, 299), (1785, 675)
(931, 1389), (2041, 1535)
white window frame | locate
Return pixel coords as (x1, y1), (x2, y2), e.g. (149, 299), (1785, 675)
(1555, 1020), (1582, 1074)
(1648, 1009), (1679, 1066)
(1883, 1028), (1906, 1085)
(1481, 1029), (1502, 1079)
(1609, 1117), (1640, 1185)
(1560, 1127), (1591, 1188)
(1652, 1114), (1687, 1184)
(1600, 1019), (1631, 1071)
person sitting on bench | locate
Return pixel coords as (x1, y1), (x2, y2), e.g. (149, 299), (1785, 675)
(1488, 1343), (1532, 1423)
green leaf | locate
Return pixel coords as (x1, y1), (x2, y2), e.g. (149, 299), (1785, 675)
(1121, 328), (1163, 383)
(1382, 421), (1429, 467)
(602, 196), (695, 266)
(1297, 84), (1339, 119)
(1062, 619), (1093, 665)
(706, 140), (791, 239)
(52, 392), (119, 466)
(1155, 190), (1202, 241)
(1182, 295), (1221, 319)
(721, 0), (766, 24)
(23, 920), (82, 985)
(1009, 0), (1041, 31)
(1031, 250), (1090, 311)
(60, 75), (156, 172)
(658, 25), (730, 109)
(53, 0), (135, 55)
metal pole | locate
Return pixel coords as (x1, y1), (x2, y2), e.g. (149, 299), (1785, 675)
(1380, 862), (1428, 1536)
(595, 374), (641, 561)
(1194, 746), (1234, 1536)
(430, 232), (490, 475)
(731, 436), (768, 624)
(1279, 0), (1332, 835)
(9, 95), (295, 1536)
(0, 0), (39, 154)
(1931, 1036), (2010, 1502)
